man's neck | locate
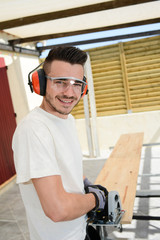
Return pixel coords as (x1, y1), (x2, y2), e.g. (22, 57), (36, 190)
(40, 100), (68, 119)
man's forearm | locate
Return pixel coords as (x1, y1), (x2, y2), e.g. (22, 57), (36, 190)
(32, 175), (96, 222)
(47, 192), (96, 222)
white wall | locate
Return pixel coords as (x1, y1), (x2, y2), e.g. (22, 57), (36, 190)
(76, 110), (160, 154)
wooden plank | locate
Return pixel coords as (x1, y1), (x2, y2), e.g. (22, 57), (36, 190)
(91, 60), (120, 69)
(97, 109), (127, 117)
(93, 74), (122, 81)
(132, 96), (160, 104)
(95, 133), (144, 224)
(90, 47), (119, 57)
(130, 86), (160, 95)
(96, 96), (125, 104)
(94, 79), (122, 87)
(132, 101), (160, 108)
(124, 37), (160, 50)
(131, 91), (160, 99)
(132, 105), (160, 113)
(128, 68), (160, 78)
(90, 51), (119, 61)
(126, 52), (160, 64)
(126, 49), (160, 60)
(127, 63), (160, 73)
(91, 56), (119, 65)
(129, 77), (160, 86)
(93, 66), (121, 75)
(127, 58), (160, 68)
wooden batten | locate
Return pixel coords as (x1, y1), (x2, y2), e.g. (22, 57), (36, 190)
(131, 90), (160, 99)
(119, 42), (132, 112)
(127, 58), (160, 68)
(124, 38), (160, 50)
(91, 60), (120, 69)
(129, 77), (160, 85)
(125, 49), (160, 59)
(91, 56), (119, 65)
(127, 63), (160, 73)
(132, 105), (160, 113)
(130, 86), (160, 95)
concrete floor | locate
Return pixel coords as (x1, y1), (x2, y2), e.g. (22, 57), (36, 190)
(0, 146), (160, 240)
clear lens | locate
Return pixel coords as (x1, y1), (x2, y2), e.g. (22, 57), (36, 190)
(54, 79), (82, 93)
(46, 76), (87, 94)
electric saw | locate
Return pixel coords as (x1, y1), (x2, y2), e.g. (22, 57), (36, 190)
(87, 191), (125, 227)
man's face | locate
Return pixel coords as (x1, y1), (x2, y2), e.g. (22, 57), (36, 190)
(43, 60), (84, 118)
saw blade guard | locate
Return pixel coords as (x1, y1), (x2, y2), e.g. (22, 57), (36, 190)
(108, 191), (122, 223)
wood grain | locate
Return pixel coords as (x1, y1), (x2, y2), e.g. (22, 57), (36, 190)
(95, 132), (144, 224)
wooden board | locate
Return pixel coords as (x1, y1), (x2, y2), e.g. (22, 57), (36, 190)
(95, 132), (144, 224)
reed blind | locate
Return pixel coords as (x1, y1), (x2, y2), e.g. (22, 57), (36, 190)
(72, 35), (160, 118)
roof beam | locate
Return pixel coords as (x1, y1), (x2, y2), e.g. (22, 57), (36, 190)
(0, 0), (155, 30)
(36, 29), (160, 51)
(0, 43), (40, 56)
(8, 17), (160, 44)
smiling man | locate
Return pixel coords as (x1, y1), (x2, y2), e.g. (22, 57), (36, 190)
(12, 46), (106, 240)
(42, 60), (84, 117)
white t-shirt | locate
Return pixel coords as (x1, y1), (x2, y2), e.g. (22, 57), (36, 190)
(12, 107), (86, 240)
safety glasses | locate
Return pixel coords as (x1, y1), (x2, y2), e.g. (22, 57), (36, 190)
(46, 76), (87, 95)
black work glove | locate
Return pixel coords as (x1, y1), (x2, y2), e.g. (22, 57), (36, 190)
(85, 184), (108, 224)
(85, 184), (108, 212)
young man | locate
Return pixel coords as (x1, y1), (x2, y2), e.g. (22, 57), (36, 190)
(12, 46), (106, 240)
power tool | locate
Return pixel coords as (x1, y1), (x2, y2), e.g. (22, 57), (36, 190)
(87, 191), (125, 227)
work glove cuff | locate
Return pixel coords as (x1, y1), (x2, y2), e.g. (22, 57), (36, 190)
(90, 192), (99, 212)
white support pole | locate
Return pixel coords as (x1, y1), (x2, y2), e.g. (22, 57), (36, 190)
(83, 95), (94, 158)
(84, 53), (100, 157)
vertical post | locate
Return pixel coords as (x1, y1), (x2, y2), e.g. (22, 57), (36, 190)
(119, 42), (132, 113)
(83, 95), (94, 157)
(84, 53), (100, 157)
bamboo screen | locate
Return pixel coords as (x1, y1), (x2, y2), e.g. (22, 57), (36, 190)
(124, 36), (160, 113)
(71, 35), (160, 119)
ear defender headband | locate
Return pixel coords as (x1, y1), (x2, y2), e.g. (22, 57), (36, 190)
(28, 62), (88, 97)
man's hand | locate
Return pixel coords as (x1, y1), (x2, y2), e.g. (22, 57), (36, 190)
(84, 177), (108, 211)
(85, 184), (108, 212)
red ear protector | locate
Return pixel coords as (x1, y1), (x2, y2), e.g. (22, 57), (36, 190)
(28, 62), (46, 96)
(28, 62), (88, 97)
(81, 76), (88, 98)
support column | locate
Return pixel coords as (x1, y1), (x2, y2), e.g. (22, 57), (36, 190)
(84, 53), (100, 157)
(83, 95), (94, 157)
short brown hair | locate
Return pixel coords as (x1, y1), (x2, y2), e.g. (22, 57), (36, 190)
(43, 46), (87, 73)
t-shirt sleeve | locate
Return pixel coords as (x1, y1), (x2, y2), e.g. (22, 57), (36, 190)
(12, 119), (60, 184)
